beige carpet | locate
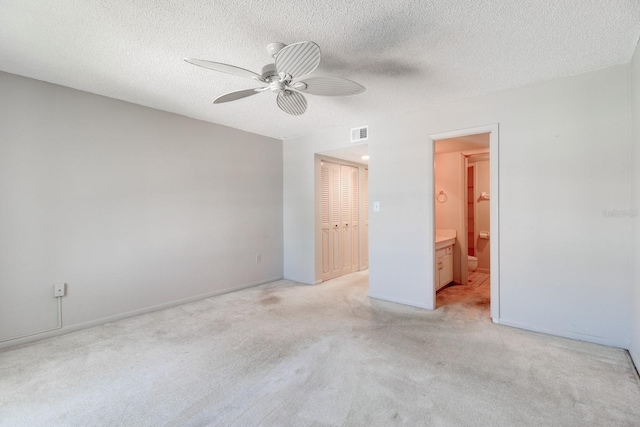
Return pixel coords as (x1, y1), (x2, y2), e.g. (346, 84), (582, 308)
(1, 271), (639, 426)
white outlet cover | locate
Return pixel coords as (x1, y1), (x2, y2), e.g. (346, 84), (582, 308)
(53, 283), (66, 297)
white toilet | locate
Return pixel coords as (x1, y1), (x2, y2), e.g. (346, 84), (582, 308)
(468, 256), (478, 272)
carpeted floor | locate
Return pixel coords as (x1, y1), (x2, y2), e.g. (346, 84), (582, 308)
(1, 271), (639, 426)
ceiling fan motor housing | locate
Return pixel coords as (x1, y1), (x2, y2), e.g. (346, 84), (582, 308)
(266, 42), (286, 58)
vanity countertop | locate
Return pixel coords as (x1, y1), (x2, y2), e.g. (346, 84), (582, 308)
(435, 229), (456, 250)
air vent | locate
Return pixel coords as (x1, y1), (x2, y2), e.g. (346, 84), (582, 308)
(350, 126), (368, 143)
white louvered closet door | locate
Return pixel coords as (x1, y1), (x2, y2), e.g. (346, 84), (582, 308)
(361, 168), (369, 269)
(320, 162), (331, 282)
(340, 165), (353, 276)
(330, 163), (342, 279)
(350, 167), (359, 273)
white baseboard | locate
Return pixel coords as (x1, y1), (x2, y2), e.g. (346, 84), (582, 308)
(368, 293), (433, 310)
(630, 346), (640, 377)
(0, 276), (283, 350)
(498, 318), (629, 349)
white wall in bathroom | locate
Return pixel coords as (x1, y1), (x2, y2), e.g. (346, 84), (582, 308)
(629, 42), (640, 366)
(0, 72), (283, 346)
(284, 63), (632, 347)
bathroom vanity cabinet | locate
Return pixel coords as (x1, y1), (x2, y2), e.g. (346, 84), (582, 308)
(435, 245), (453, 291)
(435, 231), (455, 291)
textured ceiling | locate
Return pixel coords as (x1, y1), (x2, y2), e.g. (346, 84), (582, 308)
(436, 134), (489, 154)
(1, 1), (639, 139)
(320, 144), (369, 165)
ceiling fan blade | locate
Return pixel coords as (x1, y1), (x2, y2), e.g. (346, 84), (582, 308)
(276, 91), (307, 116)
(213, 88), (266, 104)
(294, 76), (365, 97)
(184, 58), (262, 80)
(275, 41), (321, 80)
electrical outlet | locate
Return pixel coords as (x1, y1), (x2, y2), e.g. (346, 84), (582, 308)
(53, 283), (66, 297)
(256, 254), (261, 263)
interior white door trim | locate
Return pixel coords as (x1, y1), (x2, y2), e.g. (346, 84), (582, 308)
(429, 124), (500, 322)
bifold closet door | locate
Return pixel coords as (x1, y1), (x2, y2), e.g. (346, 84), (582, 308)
(321, 163), (331, 282)
(361, 168), (369, 269)
(350, 166), (359, 273)
(321, 162), (342, 281)
(330, 163), (342, 278)
(340, 165), (353, 276)
(321, 161), (362, 281)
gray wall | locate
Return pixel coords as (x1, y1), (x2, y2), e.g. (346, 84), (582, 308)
(283, 64), (632, 348)
(631, 42), (640, 367)
(0, 72), (283, 345)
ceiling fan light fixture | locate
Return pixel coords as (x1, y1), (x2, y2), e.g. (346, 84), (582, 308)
(270, 80), (286, 93)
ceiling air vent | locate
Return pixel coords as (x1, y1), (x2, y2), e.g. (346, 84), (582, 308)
(351, 126), (368, 143)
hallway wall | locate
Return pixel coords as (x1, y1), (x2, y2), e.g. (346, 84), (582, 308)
(630, 41), (640, 367)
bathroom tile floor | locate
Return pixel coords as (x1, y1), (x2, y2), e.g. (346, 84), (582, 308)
(468, 271), (490, 287)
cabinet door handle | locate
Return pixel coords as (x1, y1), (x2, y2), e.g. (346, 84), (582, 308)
(438, 262), (444, 270)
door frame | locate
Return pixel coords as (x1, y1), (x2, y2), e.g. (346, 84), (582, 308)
(430, 124), (500, 322)
(461, 155), (470, 287)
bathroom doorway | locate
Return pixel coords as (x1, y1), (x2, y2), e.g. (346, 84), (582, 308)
(430, 125), (499, 321)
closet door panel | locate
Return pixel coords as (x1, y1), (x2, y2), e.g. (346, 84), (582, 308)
(321, 230), (330, 278)
(351, 167), (359, 272)
(362, 168), (369, 269)
(330, 163), (342, 278)
(321, 163), (331, 281)
(340, 165), (352, 275)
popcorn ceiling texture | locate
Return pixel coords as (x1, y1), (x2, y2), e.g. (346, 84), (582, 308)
(1, 0), (639, 139)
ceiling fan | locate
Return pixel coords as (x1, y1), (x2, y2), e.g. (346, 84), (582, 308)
(184, 41), (365, 116)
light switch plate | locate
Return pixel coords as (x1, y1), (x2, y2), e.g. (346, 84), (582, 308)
(373, 201), (380, 212)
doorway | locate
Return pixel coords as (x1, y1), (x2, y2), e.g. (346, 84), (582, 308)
(430, 125), (499, 321)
